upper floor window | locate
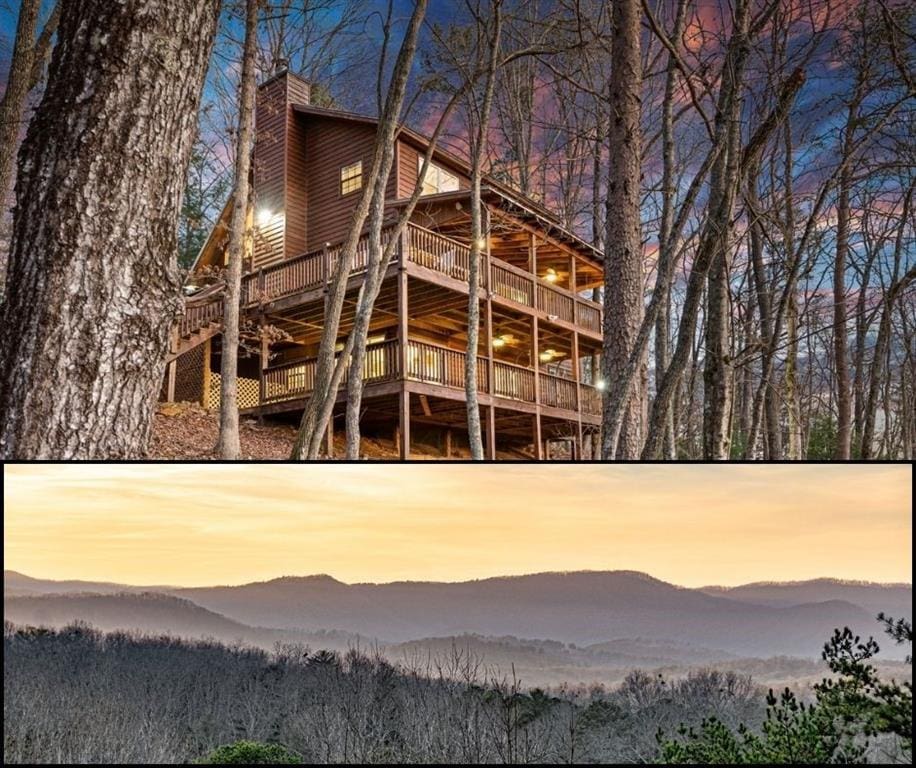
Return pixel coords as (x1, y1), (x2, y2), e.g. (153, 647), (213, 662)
(340, 161), (362, 195)
(418, 157), (459, 195)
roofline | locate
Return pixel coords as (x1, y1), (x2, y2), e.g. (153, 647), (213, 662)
(290, 103), (602, 261)
(291, 103), (471, 178)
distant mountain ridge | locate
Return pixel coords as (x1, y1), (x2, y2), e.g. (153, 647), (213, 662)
(5, 570), (909, 660)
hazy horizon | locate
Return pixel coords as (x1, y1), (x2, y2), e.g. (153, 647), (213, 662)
(4, 464), (911, 588)
(5, 567), (913, 592)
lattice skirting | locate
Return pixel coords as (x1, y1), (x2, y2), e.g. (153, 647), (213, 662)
(159, 345), (206, 404)
(208, 373), (261, 410)
(174, 345), (205, 404)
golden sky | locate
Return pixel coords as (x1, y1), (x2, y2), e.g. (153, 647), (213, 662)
(3, 464), (911, 588)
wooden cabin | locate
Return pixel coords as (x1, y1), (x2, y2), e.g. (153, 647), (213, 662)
(165, 69), (606, 459)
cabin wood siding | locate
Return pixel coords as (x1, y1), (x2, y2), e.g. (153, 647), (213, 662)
(252, 72), (311, 269)
(303, 117), (400, 252)
(253, 77), (287, 269)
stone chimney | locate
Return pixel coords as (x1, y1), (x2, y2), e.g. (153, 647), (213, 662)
(252, 69), (311, 267)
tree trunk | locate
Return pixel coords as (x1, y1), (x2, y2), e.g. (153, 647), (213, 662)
(290, 0), (427, 460)
(218, 0), (259, 460)
(782, 119), (802, 460)
(344, 91), (465, 459)
(643, 1), (753, 459)
(0, 0), (219, 459)
(601, 0), (643, 459)
(861, 268), (916, 459)
(0, 0), (42, 207)
(465, 1), (503, 461)
(833, 161), (853, 459)
(656, 0), (687, 460)
(744, 159), (780, 459)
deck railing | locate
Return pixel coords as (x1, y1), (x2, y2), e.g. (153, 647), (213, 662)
(258, 337), (601, 418)
(492, 360), (536, 403)
(238, 223), (602, 333)
(262, 339), (400, 404)
(405, 339), (489, 391)
(540, 371), (578, 411)
(405, 225), (484, 287)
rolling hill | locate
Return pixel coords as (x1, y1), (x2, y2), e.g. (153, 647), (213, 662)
(5, 570), (910, 660)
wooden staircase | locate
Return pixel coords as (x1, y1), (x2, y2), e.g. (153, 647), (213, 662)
(167, 285), (225, 364)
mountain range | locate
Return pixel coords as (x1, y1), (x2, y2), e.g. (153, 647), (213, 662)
(5, 570), (910, 663)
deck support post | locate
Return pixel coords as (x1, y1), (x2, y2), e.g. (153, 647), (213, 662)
(444, 428), (453, 458)
(533, 414), (543, 459)
(570, 256), (583, 459)
(572, 329), (583, 460)
(258, 329), (268, 406)
(486, 405), (496, 459)
(166, 360), (177, 402)
(397, 241), (410, 460)
(399, 388), (410, 459)
(201, 338), (212, 408)
(529, 232), (543, 460)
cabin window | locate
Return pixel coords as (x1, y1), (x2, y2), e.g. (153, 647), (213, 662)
(418, 157), (459, 195)
(340, 161), (363, 195)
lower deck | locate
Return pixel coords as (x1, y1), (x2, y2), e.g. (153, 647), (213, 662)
(256, 390), (599, 460)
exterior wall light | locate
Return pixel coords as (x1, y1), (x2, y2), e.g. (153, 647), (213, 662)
(257, 208), (273, 227)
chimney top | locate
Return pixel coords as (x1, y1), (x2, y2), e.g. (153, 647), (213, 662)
(272, 57), (289, 76)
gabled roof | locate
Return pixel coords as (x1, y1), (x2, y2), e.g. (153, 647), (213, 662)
(292, 102), (603, 263)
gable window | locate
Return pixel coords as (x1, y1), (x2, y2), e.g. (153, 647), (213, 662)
(418, 157), (459, 195)
(340, 161), (362, 195)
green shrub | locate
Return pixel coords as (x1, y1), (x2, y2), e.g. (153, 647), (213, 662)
(199, 740), (302, 764)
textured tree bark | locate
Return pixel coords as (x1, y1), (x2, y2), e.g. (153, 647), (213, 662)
(218, 0), (259, 460)
(0, 0), (219, 459)
(601, 0), (643, 459)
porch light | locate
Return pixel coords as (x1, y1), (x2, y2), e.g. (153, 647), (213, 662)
(539, 349), (556, 362)
(257, 208), (273, 227)
(595, 379), (607, 391)
(544, 267), (558, 283)
(492, 337), (506, 348)
(367, 334), (386, 344)
(476, 236), (487, 251)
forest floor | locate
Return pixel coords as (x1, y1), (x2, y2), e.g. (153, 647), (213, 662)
(149, 402), (530, 460)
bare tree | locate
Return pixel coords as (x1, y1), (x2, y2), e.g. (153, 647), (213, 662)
(0, 0), (220, 459)
(465, 0), (504, 460)
(0, 0), (58, 208)
(218, 0), (261, 460)
(290, 0), (428, 460)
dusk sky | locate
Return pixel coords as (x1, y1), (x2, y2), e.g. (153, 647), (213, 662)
(4, 464), (911, 588)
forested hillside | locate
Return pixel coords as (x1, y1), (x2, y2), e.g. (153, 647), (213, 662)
(4, 620), (910, 764)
